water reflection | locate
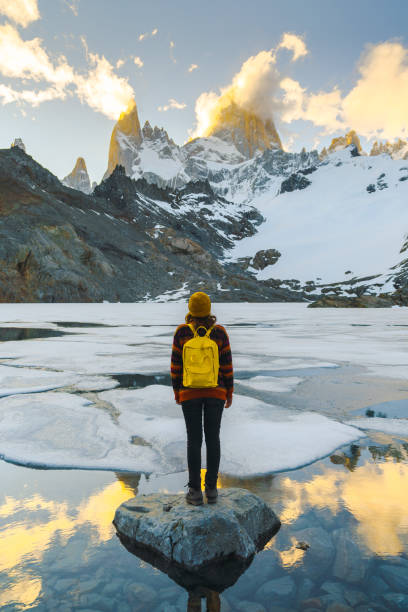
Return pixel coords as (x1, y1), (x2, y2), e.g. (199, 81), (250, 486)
(1, 438), (408, 610)
(0, 476), (139, 608)
(0, 327), (65, 342)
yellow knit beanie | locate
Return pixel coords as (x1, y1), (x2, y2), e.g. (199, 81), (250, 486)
(188, 291), (211, 317)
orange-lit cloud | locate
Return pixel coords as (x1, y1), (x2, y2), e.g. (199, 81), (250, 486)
(158, 98), (187, 111)
(192, 49), (281, 138)
(0, 24), (134, 118)
(281, 41), (408, 141)
(0, 0), (40, 27)
(188, 63), (198, 73)
(0, 23), (74, 86)
(75, 52), (134, 119)
(191, 32), (307, 138)
(134, 56), (143, 68)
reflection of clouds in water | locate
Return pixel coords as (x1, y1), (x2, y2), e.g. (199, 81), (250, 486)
(0, 479), (138, 607)
(277, 537), (306, 567)
(0, 577), (42, 609)
(279, 461), (408, 556)
(342, 462), (408, 555)
(220, 457), (408, 558)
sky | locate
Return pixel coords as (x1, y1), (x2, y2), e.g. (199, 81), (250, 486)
(1, 0), (408, 183)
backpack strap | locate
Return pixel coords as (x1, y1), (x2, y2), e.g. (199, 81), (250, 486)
(187, 323), (196, 336)
(186, 323), (214, 337)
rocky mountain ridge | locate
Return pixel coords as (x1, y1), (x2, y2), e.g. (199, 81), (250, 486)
(0, 145), (317, 303)
(4, 99), (408, 305)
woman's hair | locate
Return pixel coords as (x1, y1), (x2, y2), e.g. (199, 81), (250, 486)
(185, 312), (217, 329)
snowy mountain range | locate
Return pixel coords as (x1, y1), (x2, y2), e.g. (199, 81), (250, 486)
(4, 99), (408, 304)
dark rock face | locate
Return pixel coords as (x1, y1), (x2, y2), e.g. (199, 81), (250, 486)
(251, 249), (281, 270)
(0, 147), (308, 303)
(307, 295), (395, 308)
(280, 173), (312, 194)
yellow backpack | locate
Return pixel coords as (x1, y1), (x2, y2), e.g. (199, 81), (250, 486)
(182, 324), (219, 388)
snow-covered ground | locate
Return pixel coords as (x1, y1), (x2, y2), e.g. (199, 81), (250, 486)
(227, 151), (408, 286)
(0, 302), (407, 475)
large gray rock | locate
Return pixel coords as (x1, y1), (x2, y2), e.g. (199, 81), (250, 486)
(113, 488), (280, 592)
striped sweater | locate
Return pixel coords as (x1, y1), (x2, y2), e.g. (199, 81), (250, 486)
(171, 323), (234, 403)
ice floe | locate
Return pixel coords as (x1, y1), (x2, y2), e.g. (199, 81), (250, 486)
(0, 386), (362, 474)
(238, 375), (303, 393)
(345, 417), (408, 437)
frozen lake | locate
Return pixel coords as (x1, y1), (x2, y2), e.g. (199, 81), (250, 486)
(0, 302), (407, 610)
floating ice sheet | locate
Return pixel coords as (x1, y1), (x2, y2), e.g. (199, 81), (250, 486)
(0, 364), (118, 397)
(0, 386), (362, 475)
(237, 375), (303, 393)
(345, 417), (408, 437)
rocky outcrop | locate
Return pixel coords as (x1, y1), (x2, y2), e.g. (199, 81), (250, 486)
(370, 138), (408, 159)
(280, 173), (311, 193)
(113, 488), (280, 591)
(328, 130), (363, 155)
(251, 248), (281, 270)
(11, 138), (26, 152)
(62, 157), (91, 194)
(307, 295), (395, 308)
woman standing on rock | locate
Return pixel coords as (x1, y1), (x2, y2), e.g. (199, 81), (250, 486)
(171, 291), (234, 506)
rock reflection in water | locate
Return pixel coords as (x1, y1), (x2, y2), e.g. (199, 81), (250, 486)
(116, 530), (255, 593)
(0, 327), (65, 342)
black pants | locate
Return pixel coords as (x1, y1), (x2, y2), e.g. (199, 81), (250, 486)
(181, 397), (224, 490)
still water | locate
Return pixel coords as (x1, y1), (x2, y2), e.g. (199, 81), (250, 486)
(1, 434), (408, 612)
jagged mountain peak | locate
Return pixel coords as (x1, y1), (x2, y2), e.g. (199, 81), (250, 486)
(106, 98), (142, 178)
(142, 120), (175, 146)
(370, 138), (408, 159)
(328, 130), (363, 155)
(63, 156), (91, 194)
(201, 99), (282, 158)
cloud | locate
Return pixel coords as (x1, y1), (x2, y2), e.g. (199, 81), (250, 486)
(74, 53), (134, 119)
(278, 33), (308, 61)
(0, 24), (134, 119)
(192, 49), (282, 137)
(0, 0), (40, 27)
(280, 77), (344, 131)
(158, 98), (187, 111)
(170, 40), (176, 63)
(139, 28), (158, 41)
(0, 23), (74, 86)
(0, 83), (66, 106)
(116, 59), (124, 69)
(63, 0), (80, 16)
(280, 41), (408, 141)
(133, 56), (143, 68)
(188, 63), (198, 73)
